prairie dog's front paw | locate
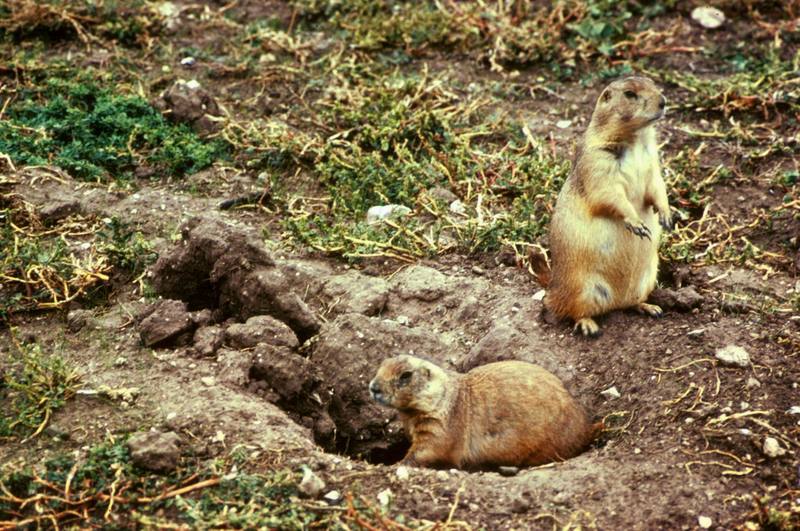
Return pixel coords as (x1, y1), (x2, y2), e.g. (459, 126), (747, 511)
(658, 208), (673, 230)
(624, 218), (652, 240)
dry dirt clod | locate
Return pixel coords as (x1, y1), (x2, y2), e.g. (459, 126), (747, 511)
(67, 309), (93, 333)
(715, 345), (751, 368)
(154, 79), (222, 136)
(137, 299), (194, 347)
(649, 287), (704, 312)
(127, 430), (182, 473)
(193, 325), (225, 357)
(321, 272), (389, 316)
(225, 315), (299, 350)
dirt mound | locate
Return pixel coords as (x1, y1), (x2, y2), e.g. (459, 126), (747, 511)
(149, 216), (320, 340)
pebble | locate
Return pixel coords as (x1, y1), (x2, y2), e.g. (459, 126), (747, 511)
(449, 199), (466, 215)
(715, 345), (751, 368)
(323, 490), (342, 503)
(377, 488), (393, 507)
(299, 466), (325, 498)
(180, 56), (196, 67)
(556, 119), (572, 129)
(787, 406), (800, 415)
(762, 437), (786, 458)
(200, 376), (215, 386)
(532, 289), (546, 301)
(435, 470), (449, 481)
(746, 377), (761, 389)
(395, 465), (410, 481)
(498, 466), (519, 477)
(687, 328), (705, 338)
(698, 515), (712, 529)
(691, 6), (725, 29)
(601, 386), (621, 399)
(366, 204), (412, 224)
(471, 266), (485, 275)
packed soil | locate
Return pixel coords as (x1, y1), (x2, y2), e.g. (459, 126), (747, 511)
(1, 1), (798, 529)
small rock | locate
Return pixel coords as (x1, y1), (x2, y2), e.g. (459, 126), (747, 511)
(687, 328), (705, 339)
(715, 345), (751, 368)
(377, 488), (393, 507)
(298, 466), (325, 498)
(556, 119), (572, 129)
(698, 515), (712, 529)
(498, 466), (519, 477)
(762, 437), (786, 458)
(427, 186), (458, 205)
(601, 386), (621, 399)
(396, 315), (410, 326)
(471, 266), (485, 275)
(127, 431), (182, 473)
(200, 376), (215, 386)
(366, 204), (411, 224)
(746, 377), (761, 389)
(323, 490), (341, 504)
(691, 6), (725, 29)
(180, 56), (196, 67)
(435, 470), (449, 481)
(449, 199), (466, 215)
(787, 406), (800, 415)
(532, 289), (546, 301)
(395, 465), (410, 481)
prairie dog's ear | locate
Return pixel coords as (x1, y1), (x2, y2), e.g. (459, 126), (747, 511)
(601, 90), (612, 102)
(421, 367), (431, 378)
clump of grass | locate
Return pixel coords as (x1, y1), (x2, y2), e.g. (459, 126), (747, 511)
(0, 437), (421, 528)
(0, 188), (112, 318)
(96, 217), (157, 278)
(0, 337), (81, 439)
(0, 0), (162, 47)
(0, 76), (228, 182)
(280, 64), (569, 260)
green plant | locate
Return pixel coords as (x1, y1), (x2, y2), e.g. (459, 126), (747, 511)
(97, 217), (158, 277)
(0, 337), (81, 439)
(0, 76), (228, 182)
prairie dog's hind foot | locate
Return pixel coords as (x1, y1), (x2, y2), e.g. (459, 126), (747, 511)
(636, 302), (663, 318)
(574, 318), (601, 337)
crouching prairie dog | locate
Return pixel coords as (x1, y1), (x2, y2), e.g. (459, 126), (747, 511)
(369, 355), (600, 470)
(543, 76), (671, 337)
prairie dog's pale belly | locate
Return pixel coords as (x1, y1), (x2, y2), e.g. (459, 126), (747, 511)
(618, 139), (655, 210)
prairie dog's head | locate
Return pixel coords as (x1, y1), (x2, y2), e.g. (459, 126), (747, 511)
(590, 76), (666, 141)
(369, 355), (449, 413)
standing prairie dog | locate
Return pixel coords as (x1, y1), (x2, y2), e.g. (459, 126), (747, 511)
(544, 76), (671, 336)
(369, 355), (600, 470)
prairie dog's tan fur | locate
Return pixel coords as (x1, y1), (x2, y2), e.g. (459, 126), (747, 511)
(545, 76), (671, 336)
(369, 355), (600, 470)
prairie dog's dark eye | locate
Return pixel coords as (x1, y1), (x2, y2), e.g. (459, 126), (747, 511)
(398, 371), (413, 385)
(624, 90), (638, 100)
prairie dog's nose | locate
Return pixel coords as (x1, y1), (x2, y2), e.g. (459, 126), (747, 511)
(369, 380), (381, 396)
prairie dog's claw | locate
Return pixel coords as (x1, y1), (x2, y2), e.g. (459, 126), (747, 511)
(624, 219), (651, 240)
